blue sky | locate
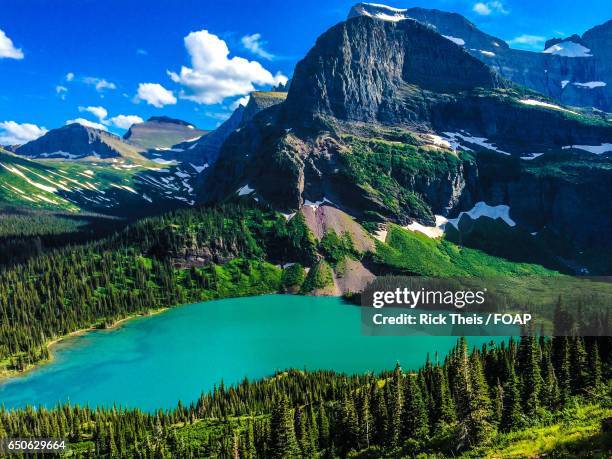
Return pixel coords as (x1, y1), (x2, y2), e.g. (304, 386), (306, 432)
(0, 0), (610, 144)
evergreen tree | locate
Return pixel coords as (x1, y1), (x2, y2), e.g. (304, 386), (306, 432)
(587, 340), (603, 389)
(517, 335), (542, 416)
(358, 389), (373, 449)
(389, 363), (403, 449)
(430, 365), (456, 427)
(570, 337), (588, 394)
(269, 396), (299, 459)
(402, 374), (429, 441)
(501, 366), (522, 431)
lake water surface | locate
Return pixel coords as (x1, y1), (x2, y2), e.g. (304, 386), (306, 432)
(0, 295), (497, 411)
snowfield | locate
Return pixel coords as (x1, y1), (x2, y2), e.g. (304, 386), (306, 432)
(572, 81), (607, 89)
(404, 215), (448, 238)
(519, 99), (579, 115)
(447, 202), (516, 229)
(543, 42), (592, 57)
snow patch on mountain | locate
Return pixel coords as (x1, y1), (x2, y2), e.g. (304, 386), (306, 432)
(190, 163), (208, 173)
(303, 197), (334, 209)
(572, 81), (607, 89)
(404, 215), (448, 238)
(447, 202), (515, 229)
(442, 132), (509, 155)
(520, 153), (544, 160)
(237, 184), (255, 196)
(564, 144), (612, 155)
(443, 35), (465, 46)
(519, 99), (579, 115)
(350, 3), (409, 22)
(543, 42), (592, 57)
(427, 134), (452, 149)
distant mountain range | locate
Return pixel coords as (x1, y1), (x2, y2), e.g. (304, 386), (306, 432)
(350, 3), (612, 113)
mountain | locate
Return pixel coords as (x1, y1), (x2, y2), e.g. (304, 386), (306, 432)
(202, 13), (612, 253)
(186, 90), (287, 166)
(349, 3), (612, 113)
(0, 147), (199, 216)
(123, 116), (208, 150)
(14, 123), (147, 162)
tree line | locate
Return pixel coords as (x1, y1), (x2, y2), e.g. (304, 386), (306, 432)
(0, 335), (608, 457)
(0, 203), (314, 370)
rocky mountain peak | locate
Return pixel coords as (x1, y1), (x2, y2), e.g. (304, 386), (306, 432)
(14, 123), (132, 159)
(284, 14), (503, 126)
(544, 34), (585, 51)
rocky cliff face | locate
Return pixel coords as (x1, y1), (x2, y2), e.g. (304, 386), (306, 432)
(15, 123), (143, 160)
(349, 3), (612, 113)
(187, 91), (287, 166)
(284, 16), (503, 126)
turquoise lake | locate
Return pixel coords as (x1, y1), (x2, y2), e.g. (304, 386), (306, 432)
(0, 295), (498, 411)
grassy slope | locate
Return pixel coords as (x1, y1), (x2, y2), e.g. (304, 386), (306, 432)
(376, 223), (555, 276)
(463, 403), (611, 459)
(0, 149), (195, 215)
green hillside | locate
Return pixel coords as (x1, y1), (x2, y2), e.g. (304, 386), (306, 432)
(0, 149), (198, 216)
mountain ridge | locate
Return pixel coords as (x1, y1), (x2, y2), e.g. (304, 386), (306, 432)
(349, 2), (612, 112)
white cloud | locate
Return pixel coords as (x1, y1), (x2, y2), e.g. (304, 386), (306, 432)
(231, 95), (250, 110)
(109, 114), (144, 129)
(73, 107), (142, 130)
(65, 118), (108, 131)
(508, 34), (546, 48)
(241, 33), (274, 60)
(83, 77), (116, 92)
(79, 105), (108, 122)
(136, 48), (148, 56)
(473, 1), (507, 15)
(65, 72), (74, 81)
(168, 30), (287, 105)
(0, 29), (24, 59)
(56, 85), (68, 100)
(0, 121), (47, 145)
(134, 83), (177, 108)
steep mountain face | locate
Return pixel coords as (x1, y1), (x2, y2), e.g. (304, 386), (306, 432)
(15, 123), (145, 161)
(187, 91), (287, 166)
(285, 16), (503, 126)
(184, 105), (245, 167)
(202, 13), (612, 250)
(349, 3), (612, 113)
(123, 116), (207, 150)
(242, 91), (288, 123)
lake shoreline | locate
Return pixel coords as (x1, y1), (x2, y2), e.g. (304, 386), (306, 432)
(0, 307), (170, 383)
